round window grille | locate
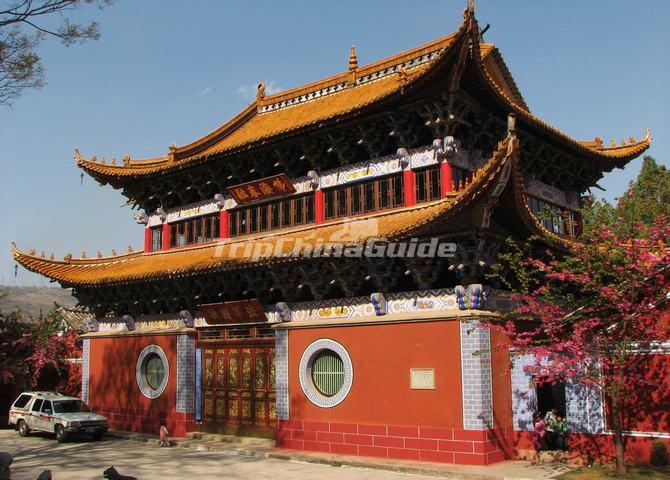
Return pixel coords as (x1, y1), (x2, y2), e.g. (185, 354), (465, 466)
(299, 339), (353, 408)
(136, 345), (169, 399)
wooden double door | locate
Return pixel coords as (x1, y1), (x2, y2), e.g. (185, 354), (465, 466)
(202, 345), (276, 429)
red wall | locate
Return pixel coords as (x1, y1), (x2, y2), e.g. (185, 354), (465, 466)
(88, 335), (194, 437)
(288, 321), (462, 427)
(278, 320), (509, 465)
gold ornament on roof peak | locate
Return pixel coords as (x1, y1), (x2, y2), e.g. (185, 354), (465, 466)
(64, 253), (72, 261)
(49, 253), (55, 260)
(122, 154), (131, 166)
(610, 140), (617, 147)
(629, 136), (636, 144)
(111, 249), (117, 256)
(594, 136), (603, 147)
(40, 251), (45, 258)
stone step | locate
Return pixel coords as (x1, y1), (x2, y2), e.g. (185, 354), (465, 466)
(185, 432), (275, 448)
(174, 438), (270, 457)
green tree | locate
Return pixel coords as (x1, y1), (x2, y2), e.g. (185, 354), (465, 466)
(582, 156), (670, 236)
(0, 0), (112, 106)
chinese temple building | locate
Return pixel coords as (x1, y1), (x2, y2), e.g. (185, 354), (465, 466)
(14, 3), (665, 465)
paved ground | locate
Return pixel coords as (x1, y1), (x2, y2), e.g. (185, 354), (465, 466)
(0, 429), (446, 480)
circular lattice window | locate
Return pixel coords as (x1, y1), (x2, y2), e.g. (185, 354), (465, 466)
(299, 339), (353, 408)
(136, 345), (169, 399)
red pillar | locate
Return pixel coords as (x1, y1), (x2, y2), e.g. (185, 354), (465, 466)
(219, 209), (229, 239)
(144, 227), (152, 253)
(441, 161), (453, 197)
(403, 168), (415, 207)
(162, 223), (170, 250)
(314, 189), (324, 224)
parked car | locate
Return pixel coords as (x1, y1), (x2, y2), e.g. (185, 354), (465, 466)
(8, 392), (108, 442)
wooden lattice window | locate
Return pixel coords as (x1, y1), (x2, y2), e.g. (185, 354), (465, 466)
(324, 174), (403, 220)
(415, 166), (441, 203)
(150, 227), (162, 252)
(229, 193), (314, 237)
(527, 196), (580, 236)
(311, 350), (345, 397)
(169, 213), (220, 248)
(143, 353), (166, 390)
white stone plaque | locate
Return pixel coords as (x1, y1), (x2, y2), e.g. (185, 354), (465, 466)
(410, 368), (435, 390)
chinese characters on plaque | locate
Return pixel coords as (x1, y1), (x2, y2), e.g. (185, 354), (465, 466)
(410, 368), (435, 390)
(199, 299), (268, 325)
(227, 173), (296, 205)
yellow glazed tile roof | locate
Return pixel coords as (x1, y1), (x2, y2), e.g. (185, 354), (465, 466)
(17, 135), (517, 286)
(75, 10), (649, 182)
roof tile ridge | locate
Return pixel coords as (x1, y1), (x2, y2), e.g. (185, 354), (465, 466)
(262, 31), (459, 107)
(12, 242), (142, 266)
(483, 45), (529, 111)
(470, 32), (650, 163)
(581, 129), (652, 153)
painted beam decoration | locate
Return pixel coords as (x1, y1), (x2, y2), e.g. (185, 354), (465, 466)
(227, 173), (296, 204)
(199, 299), (268, 325)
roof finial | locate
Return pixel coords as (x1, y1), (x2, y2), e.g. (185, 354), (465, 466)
(468, 0), (475, 15)
(349, 44), (358, 72)
(256, 81), (266, 101)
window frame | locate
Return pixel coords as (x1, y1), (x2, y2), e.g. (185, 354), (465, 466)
(323, 173), (403, 221)
(169, 213), (220, 248)
(228, 193), (315, 238)
(414, 165), (442, 204)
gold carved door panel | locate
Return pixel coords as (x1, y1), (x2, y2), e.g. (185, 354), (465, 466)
(201, 346), (275, 428)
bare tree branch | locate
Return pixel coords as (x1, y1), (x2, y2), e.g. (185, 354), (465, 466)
(0, 0), (111, 106)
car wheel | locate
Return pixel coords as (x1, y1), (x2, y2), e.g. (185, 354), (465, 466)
(18, 420), (30, 437)
(55, 425), (68, 443)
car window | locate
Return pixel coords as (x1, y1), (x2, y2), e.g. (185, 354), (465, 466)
(53, 400), (88, 413)
(12, 394), (32, 409)
(41, 400), (53, 415)
(31, 399), (43, 412)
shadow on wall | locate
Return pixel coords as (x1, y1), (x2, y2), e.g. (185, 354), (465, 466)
(88, 337), (178, 436)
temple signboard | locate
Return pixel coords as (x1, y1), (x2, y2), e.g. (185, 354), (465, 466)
(227, 173), (295, 205)
(199, 299), (268, 325)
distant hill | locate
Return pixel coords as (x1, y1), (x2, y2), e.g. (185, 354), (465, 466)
(0, 286), (77, 321)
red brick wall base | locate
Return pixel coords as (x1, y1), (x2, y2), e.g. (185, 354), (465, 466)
(514, 430), (670, 465)
(91, 405), (195, 437)
(277, 420), (512, 465)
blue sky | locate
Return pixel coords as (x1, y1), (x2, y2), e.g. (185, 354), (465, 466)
(2, 0), (668, 286)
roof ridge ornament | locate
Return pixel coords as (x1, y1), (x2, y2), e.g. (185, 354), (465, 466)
(348, 45), (358, 71)
(507, 113), (516, 139)
(348, 45), (358, 85)
(256, 81), (266, 101)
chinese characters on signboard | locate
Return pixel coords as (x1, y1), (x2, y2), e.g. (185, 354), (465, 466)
(227, 174), (296, 205)
(199, 299), (268, 325)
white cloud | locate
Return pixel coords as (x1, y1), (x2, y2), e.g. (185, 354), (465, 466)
(199, 86), (212, 96)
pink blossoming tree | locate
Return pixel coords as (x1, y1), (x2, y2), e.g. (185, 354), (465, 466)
(489, 217), (670, 474)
